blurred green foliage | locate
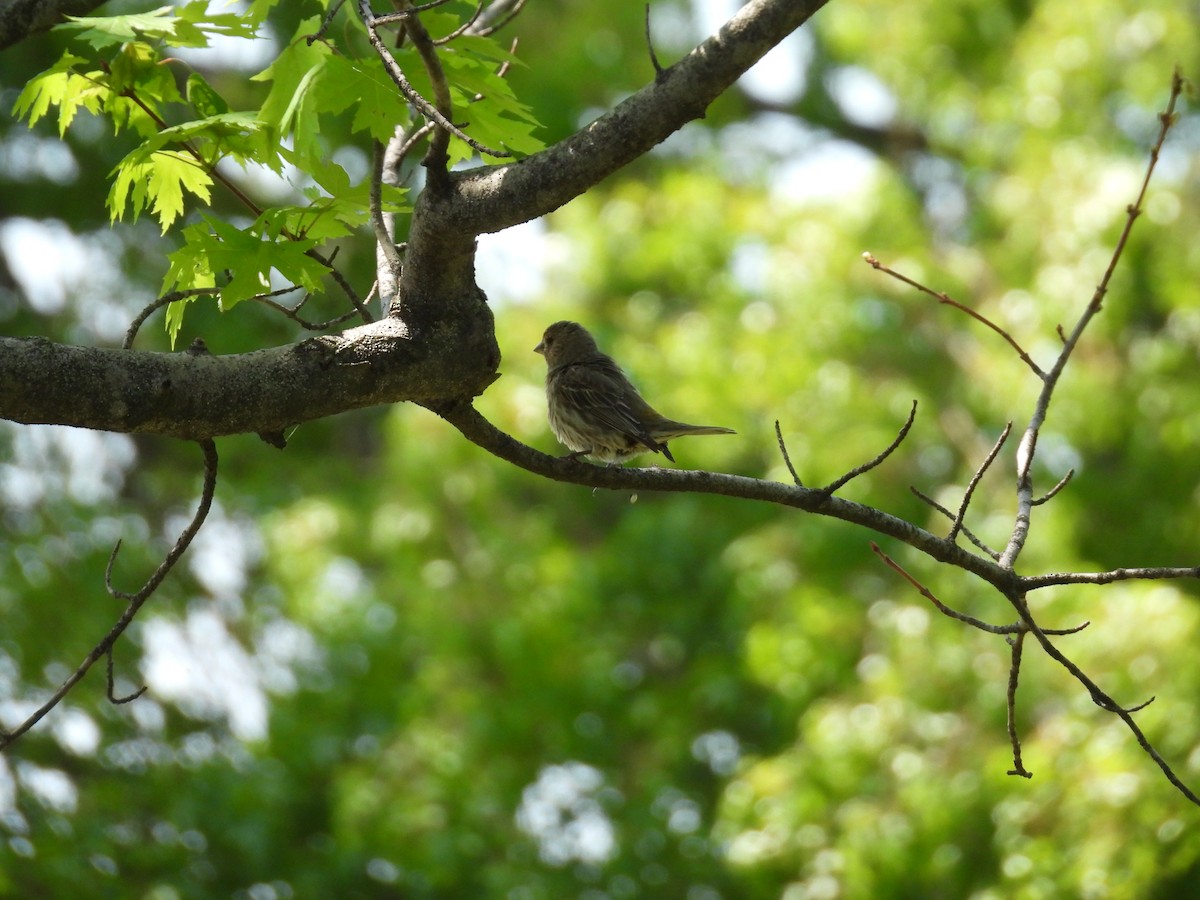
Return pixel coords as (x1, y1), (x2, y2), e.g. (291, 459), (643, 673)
(2, 0), (1199, 897)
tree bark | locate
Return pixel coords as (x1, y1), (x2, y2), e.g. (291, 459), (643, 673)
(0, 0), (107, 49)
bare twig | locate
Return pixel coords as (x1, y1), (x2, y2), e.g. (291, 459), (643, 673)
(434, 397), (1198, 803)
(322, 259), (374, 323)
(124, 289), (215, 349)
(911, 487), (999, 559)
(819, 400), (918, 495)
(372, 0), (456, 23)
(871, 542), (1087, 637)
(863, 253), (1046, 380)
(873, 542), (1012, 633)
(774, 419), (803, 487)
(433, 0), (485, 44)
(474, 0), (528, 37)
(305, 0), (346, 44)
(106, 646), (146, 704)
(1022, 565), (1200, 591)
(1005, 629), (1032, 778)
(1004, 591), (1196, 802)
(1032, 468), (1074, 506)
(999, 71), (1183, 571)
(250, 291), (362, 331)
(0, 440), (218, 752)
(948, 422), (1011, 543)
(372, 139), (406, 286)
(644, 4), (665, 79)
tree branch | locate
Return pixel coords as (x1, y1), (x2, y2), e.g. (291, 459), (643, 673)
(947, 422), (1011, 543)
(0, 0), (106, 49)
(0, 439), (217, 751)
(430, 399), (1029, 590)
(998, 69), (1183, 570)
(0, 318), (499, 439)
(439, 0), (829, 234)
(1005, 629), (1032, 778)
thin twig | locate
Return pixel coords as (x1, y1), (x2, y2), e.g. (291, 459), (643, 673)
(305, 0), (346, 44)
(911, 487), (1000, 559)
(0, 440), (218, 752)
(434, 0), (485, 44)
(863, 253), (1046, 380)
(1003, 591), (1193, 803)
(372, 0), (456, 23)
(644, 4), (665, 78)
(104, 441), (217, 602)
(322, 262), (374, 323)
(1022, 565), (1200, 591)
(1005, 629), (1032, 778)
(124, 289), (214, 349)
(106, 645), (146, 704)
(372, 139), (406, 286)
(250, 292), (362, 331)
(819, 400), (918, 495)
(434, 399), (1199, 805)
(774, 419), (803, 487)
(999, 71), (1183, 570)
(873, 541), (1009, 633)
(1032, 468), (1074, 506)
(475, 0), (528, 36)
(948, 422), (1011, 543)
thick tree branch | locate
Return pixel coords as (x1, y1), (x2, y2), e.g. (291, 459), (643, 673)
(0, 319), (499, 439)
(437, 0), (828, 234)
(0, 0), (104, 49)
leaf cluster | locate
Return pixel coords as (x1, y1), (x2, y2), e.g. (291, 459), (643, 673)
(10, 1), (544, 342)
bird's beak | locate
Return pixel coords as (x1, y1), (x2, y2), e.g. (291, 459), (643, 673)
(534, 340), (545, 355)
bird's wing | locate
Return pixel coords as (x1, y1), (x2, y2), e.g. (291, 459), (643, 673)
(554, 362), (663, 450)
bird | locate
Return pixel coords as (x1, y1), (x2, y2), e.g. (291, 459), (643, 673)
(534, 320), (736, 464)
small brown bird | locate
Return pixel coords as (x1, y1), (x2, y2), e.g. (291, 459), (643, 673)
(534, 320), (735, 464)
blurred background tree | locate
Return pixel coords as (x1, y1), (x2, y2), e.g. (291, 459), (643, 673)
(1, 0), (1199, 897)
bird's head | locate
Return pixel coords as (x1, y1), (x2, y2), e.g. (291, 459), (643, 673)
(534, 320), (600, 367)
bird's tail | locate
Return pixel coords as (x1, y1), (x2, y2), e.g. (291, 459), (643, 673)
(655, 421), (736, 440)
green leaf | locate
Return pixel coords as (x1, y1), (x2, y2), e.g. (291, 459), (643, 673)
(138, 110), (268, 168)
(186, 73), (229, 118)
(261, 155), (410, 242)
(253, 25), (331, 158)
(59, 2), (259, 50)
(59, 7), (182, 50)
(163, 293), (204, 347)
(161, 223), (217, 346)
(109, 149), (213, 232)
(453, 34), (529, 67)
(105, 41), (182, 136)
(318, 54), (413, 144)
(10, 52), (102, 135)
(176, 0), (261, 41)
(198, 215), (327, 309)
